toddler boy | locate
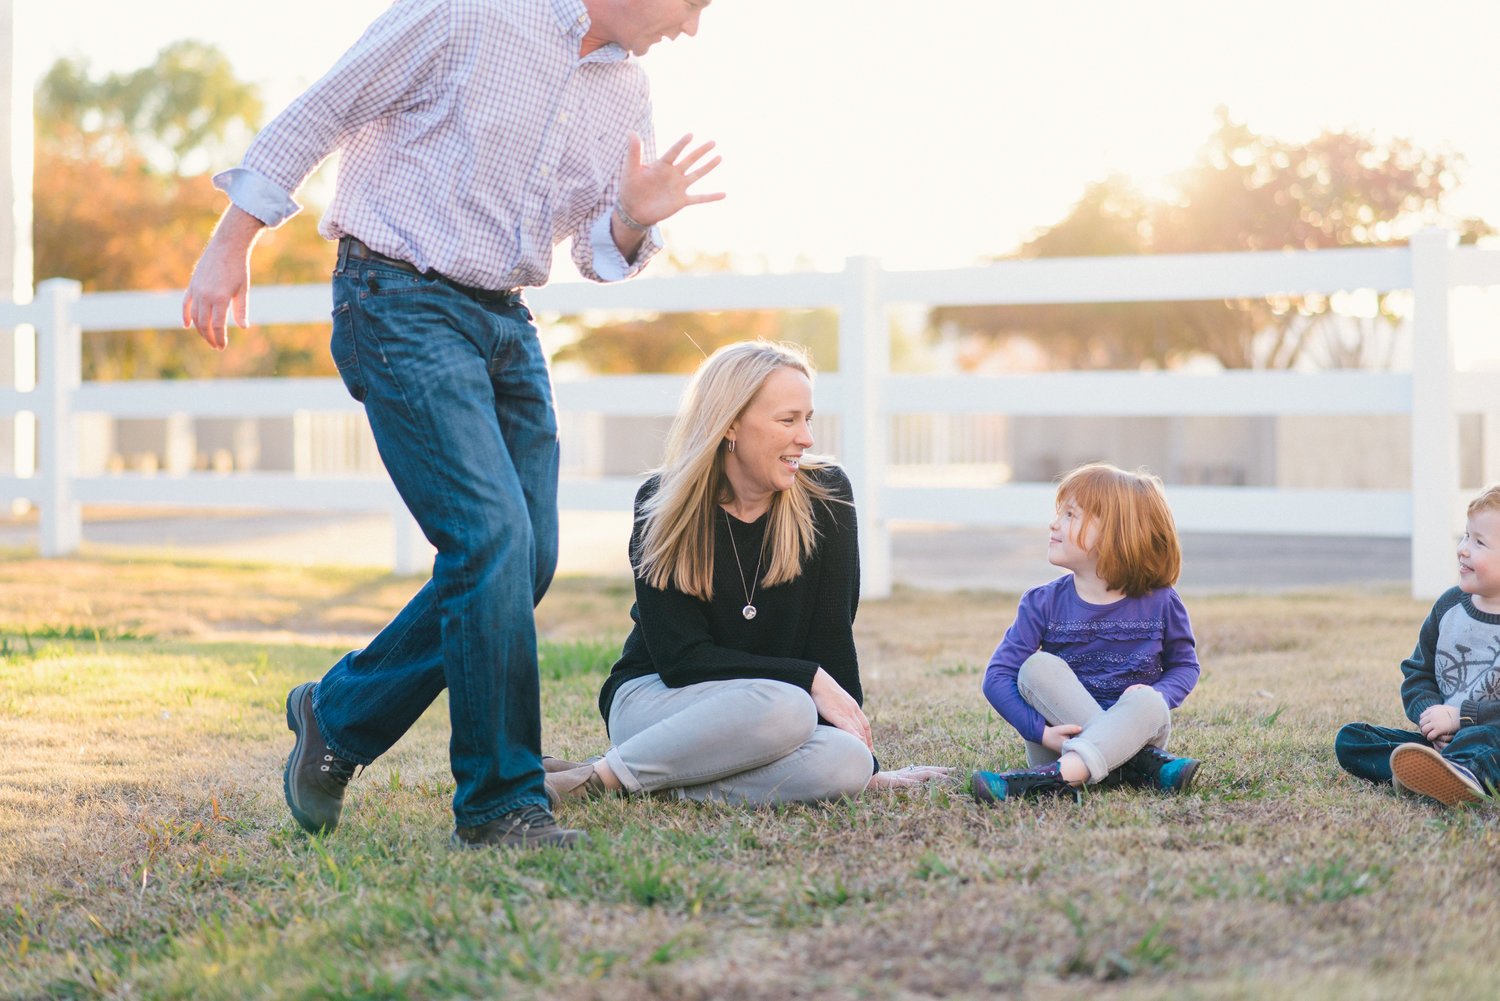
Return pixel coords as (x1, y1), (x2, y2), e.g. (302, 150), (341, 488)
(1334, 486), (1500, 805)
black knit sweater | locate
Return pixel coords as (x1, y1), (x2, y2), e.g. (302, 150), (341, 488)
(598, 465), (863, 732)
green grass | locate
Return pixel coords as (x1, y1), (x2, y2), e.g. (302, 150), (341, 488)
(1, 558), (1497, 999)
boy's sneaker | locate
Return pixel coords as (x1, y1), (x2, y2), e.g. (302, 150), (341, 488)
(1388, 743), (1486, 806)
(971, 763), (1081, 805)
(1115, 746), (1201, 793)
(284, 682), (360, 834)
(451, 803), (582, 850)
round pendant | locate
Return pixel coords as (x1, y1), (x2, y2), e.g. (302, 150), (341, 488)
(742, 604), (758, 620)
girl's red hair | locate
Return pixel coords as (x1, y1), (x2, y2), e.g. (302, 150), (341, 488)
(1057, 463), (1181, 597)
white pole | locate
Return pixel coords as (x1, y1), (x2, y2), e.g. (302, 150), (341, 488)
(0, 0), (31, 304)
(393, 506), (431, 576)
(37, 278), (81, 555)
(1, 0), (36, 497)
(839, 255), (891, 599)
(1409, 228), (1458, 598)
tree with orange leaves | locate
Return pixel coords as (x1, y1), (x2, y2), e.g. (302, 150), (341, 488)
(34, 41), (335, 380)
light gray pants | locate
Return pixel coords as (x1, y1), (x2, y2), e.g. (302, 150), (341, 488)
(604, 675), (875, 804)
(1018, 652), (1172, 784)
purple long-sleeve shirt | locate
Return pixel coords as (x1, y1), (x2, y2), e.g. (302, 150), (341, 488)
(982, 575), (1201, 744)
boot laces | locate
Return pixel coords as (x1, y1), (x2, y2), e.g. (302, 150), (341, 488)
(506, 803), (555, 832)
(319, 754), (359, 786)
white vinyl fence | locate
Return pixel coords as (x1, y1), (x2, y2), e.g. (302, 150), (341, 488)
(2, 228), (1498, 598)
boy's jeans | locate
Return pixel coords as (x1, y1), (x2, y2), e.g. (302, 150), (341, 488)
(1335, 722), (1500, 789)
(308, 250), (559, 828)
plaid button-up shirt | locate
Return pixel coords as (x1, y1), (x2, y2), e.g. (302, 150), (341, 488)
(216, 0), (662, 289)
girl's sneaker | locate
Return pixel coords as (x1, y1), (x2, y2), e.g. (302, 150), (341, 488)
(971, 763), (1081, 805)
(1388, 743), (1485, 806)
(1116, 746), (1200, 793)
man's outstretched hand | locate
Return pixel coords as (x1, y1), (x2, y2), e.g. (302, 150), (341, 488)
(616, 132), (724, 228)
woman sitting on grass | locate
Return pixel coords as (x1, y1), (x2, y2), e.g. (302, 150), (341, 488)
(545, 340), (948, 804)
(973, 463), (1202, 803)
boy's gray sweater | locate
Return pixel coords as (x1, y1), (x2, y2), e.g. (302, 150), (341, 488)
(1401, 585), (1500, 727)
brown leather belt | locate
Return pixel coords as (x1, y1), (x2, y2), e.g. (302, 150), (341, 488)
(338, 237), (524, 306)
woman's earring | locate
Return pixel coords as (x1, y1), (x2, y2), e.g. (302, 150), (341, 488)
(727, 439), (735, 454)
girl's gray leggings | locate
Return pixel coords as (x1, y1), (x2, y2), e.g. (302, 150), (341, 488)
(1017, 652), (1172, 784)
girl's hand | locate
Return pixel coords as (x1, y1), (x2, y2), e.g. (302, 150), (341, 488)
(1419, 704), (1460, 741)
(1123, 684), (1152, 695)
(811, 668), (873, 751)
(1041, 723), (1083, 752)
(864, 765), (955, 792)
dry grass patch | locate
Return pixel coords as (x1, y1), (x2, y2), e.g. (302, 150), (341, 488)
(1, 559), (1494, 1000)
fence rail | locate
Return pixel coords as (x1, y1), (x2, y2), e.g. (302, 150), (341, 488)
(2, 229), (1497, 597)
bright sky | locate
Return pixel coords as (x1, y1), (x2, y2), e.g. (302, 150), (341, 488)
(26, 0), (1500, 272)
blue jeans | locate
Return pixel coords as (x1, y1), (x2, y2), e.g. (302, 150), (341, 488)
(1335, 721), (1500, 789)
(309, 246), (559, 827)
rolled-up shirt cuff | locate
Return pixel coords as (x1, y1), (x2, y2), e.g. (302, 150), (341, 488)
(589, 210), (660, 281)
(213, 167), (302, 228)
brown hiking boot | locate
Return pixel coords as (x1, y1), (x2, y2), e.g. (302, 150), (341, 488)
(451, 803), (582, 850)
(284, 682), (358, 834)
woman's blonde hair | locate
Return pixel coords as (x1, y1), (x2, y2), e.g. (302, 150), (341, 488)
(1056, 463), (1181, 597)
(635, 340), (839, 600)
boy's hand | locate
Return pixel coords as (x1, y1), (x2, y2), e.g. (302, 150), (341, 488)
(1041, 723), (1083, 752)
(1419, 704), (1461, 742)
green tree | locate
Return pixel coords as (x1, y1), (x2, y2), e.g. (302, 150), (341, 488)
(37, 40), (262, 175)
(933, 109), (1492, 370)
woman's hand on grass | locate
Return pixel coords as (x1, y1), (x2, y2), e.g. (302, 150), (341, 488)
(811, 668), (873, 751)
(864, 765), (954, 792)
(1041, 723), (1082, 752)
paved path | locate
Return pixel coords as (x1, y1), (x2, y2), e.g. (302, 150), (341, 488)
(0, 508), (1411, 595)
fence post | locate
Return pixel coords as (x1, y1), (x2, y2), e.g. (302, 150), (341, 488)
(36, 277), (81, 556)
(1409, 228), (1458, 599)
(839, 256), (890, 599)
(392, 505), (431, 575)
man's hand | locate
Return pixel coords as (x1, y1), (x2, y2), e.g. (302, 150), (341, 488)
(616, 132), (723, 230)
(810, 667), (873, 751)
(182, 206), (264, 350)
(1041, 723), (1083, 752)
(1419, 704), (1461, 742)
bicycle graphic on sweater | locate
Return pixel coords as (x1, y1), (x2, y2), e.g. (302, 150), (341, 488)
(1436, 640), (1500, 701)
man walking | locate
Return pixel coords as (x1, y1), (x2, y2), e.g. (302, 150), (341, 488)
(183, 0), (722, 849)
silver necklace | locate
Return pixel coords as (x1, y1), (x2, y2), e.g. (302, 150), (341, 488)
(723, 509), (764, 620)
